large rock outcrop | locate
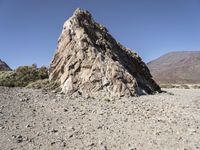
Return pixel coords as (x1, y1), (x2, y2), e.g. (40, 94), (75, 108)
(0, 59), (11, 71)
(49, 8), (161, 97)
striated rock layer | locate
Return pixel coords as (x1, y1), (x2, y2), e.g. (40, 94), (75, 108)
(49, 8), (161, 97)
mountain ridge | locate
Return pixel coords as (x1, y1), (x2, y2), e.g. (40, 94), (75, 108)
(0, 59), (11, 71)
(147, 51), (200, 84)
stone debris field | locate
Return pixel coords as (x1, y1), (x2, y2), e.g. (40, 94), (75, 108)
(0, 87), (200, 150)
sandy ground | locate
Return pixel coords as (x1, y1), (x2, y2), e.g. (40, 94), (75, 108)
(0, 87), (200, 150)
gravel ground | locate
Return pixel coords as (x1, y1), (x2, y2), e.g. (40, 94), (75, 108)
(0, 87), (200, 150)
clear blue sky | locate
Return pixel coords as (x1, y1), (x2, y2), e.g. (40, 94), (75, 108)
(1, 0), (200, 69)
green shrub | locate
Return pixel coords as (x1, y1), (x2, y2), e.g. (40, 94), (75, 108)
(0, 65), (49, 87)
(0, 71), (16, 87)
(38, 66), (49, 79)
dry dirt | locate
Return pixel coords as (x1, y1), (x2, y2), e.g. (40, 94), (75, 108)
(0, 87), (200, 150)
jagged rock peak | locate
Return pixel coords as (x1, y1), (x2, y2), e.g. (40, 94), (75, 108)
(49, 8), (161, 98)
(73, 8), (92, 18)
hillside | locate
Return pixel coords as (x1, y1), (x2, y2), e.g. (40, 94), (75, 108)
(147, 51), (200, 84)
(0, 59), (11, 71)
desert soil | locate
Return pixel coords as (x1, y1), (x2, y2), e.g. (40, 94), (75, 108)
(0, 87), (200, 150)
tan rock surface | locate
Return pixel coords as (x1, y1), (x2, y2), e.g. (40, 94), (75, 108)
(49, 8), (160, 97)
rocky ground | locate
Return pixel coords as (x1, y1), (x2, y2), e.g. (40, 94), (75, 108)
(0, 87), (200, 150)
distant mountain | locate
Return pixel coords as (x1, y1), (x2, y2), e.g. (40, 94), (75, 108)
(147, 51), (200, 84)
(0, 59), (11, 71)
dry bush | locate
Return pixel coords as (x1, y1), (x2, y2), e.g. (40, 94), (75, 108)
(0, 65), (49, 87)
(180, 84), (190, 89)
(26, 79), (60, 91)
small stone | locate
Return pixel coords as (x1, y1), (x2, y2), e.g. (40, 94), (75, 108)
(26, 124), (31, 128)
(20, 97), (29, 102)
(62, 142), (66, 147)
(24, 137), (29, 141)
(104, 98), (111, 102)
(51, 128), (58, 133)
(69, 134), (73, 138)
(15, 135), (23, 143)
(11, 114), (15, 117)
(29, 138), (33, 142)
(124, 118), (128, 122)
(88, 142), (95, 147)
(104, 146), (108, 150)
(36, 132), (41, 136)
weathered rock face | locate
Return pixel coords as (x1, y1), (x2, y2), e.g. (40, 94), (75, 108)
(49, 8), (161, 97)
(0, 59), (11, 71)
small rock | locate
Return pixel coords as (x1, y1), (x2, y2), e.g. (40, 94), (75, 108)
(64, 108), (68, 112)
(51, 128), (58, 133)
(51, 141), (56, 146)
(87, 142), (95, 148)
(124, 118), (128, 122)
(61, 142), (67, 147)
(69, 134), (73, 138)
(36, 132), (41, 136)
(26, 124), (31, 128)
(104, 98), (111, 102)
(16, 135), (23, 143)
(103, 145), (108, 150)
(11, 114), (15, 117)
(20, 97), (29, 102)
